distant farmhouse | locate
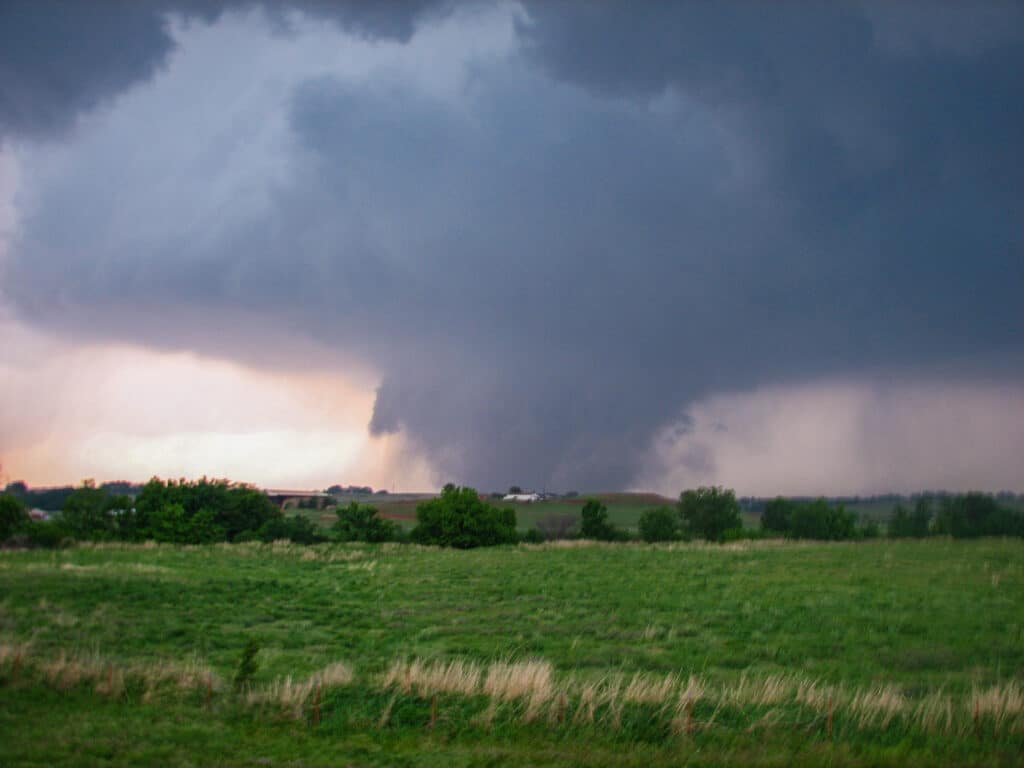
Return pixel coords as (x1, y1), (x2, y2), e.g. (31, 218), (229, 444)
(503, 493), (542, 503)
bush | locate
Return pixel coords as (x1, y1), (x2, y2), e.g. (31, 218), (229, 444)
(722, 526), (767, 542)
(638, 506), (679, 542)
(787, 499), (857, 540)
(934, 492), (1023, 538)
(257, 514), (327, 544)
(134, 478), (280, 542)
(859, 519), (881, 539)
(579, 499), (624, 541)
(332, 502), (399, 543)
(0, 494), (30, 540)
(21, 520), (73, 549)
(520, 528), (545, 544)
(148, 503), (225, 544)
(761, 497), (794, 535)
(60, 480), (117, 540)
(233, 638), (260, 692)
(410, 484), (517, 548)
(678, 486), (741, 542)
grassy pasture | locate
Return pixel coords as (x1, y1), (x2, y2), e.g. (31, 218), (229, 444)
(313, 492), (685, 532)
(1, 539), (1022, 765)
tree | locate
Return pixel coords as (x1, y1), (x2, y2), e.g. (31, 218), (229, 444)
(332, 502), (398, 542)
(256, 514), (326, 544)
(410, 485), (517, 548)
(508, 486), (523, 495)
(61, 480), (116, 539)
(0, 494), (30, 540)
(579, 498), (622, 541)
(888, 503), (913, 538)
(148, 503), (224, 544)
(934, 492), (1023, 538)
(761, 497), (794, 534)
(787, 498), (857, 540)
(134, 477), (281, 542)
(678, 486), (741, 542)
(910, 497), (933, 537)
(638, 506), (679, 542)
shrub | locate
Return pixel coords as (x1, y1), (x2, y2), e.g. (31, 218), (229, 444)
(0, 494), (30, 540)
(22, 520), (73, 549)
(723, 526), (766, 542)
(859, 519), (881, 539)
(410, 484), (517, 548)
(934, 492), (1023, 538)
(678, 486), (741, 542)
(134, 478), (280, 542)
(638, 506), (679, 542)
(761, 497), (794, 535)
(257, 514), (327, 544)
(787, 499), (857, 540)
(60, 480), (117, 540)
(332, 502), (399, 543)
(233, 638), (260, 692)
(520, 528), (545, 544)
(579, 498), (623, 541)
(148, 503), (225, 544)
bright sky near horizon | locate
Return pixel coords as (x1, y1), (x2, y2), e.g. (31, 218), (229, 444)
(1, 2), (1022, 495)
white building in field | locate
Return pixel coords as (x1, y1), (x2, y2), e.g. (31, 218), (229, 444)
(503, 493), (542, 503)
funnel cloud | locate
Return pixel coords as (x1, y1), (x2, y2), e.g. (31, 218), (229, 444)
(1, 2), (1022, 491)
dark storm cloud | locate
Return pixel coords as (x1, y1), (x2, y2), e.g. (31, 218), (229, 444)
(0, 0), (448, 139)
(3, 3), (1023, 490)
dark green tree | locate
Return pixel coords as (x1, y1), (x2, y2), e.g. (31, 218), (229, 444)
(761, 497), (794, 534)
(147, 503), (224, 544)
(678, 486), (741, 542)
(788, 499), (857, 540)
(256, 514), (326, 544)
(60, 480), (116, 539)
(410, 485), (517, 548)
(332, 502), (398, 542)
(638, 506), (679, 542)
(579, 498), (622, 541)
(0, 494), (30, 540)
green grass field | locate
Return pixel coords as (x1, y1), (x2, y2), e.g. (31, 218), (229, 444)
(310, 492), (702, 532)
(1, 539), (1022, 766)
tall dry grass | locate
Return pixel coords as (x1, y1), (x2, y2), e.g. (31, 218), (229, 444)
(3, 642), (1022, 738)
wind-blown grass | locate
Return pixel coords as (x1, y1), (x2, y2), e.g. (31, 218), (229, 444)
(1, 538), (1022, 765)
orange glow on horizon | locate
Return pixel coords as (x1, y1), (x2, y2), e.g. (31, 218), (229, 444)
(0, 319), (436, 491)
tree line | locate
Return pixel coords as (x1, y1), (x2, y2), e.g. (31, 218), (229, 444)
(2, 479), (1022, 550)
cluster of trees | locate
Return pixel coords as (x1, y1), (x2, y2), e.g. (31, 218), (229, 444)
(761, 497), (873, 540)
(5, 477), (1022, 551)
(410, 485), (517, 548)
(541, 487), (744, 544)
(0, 478), (322, 547)
(3, 480), (144, 513)
(889, 493), (1023, 538)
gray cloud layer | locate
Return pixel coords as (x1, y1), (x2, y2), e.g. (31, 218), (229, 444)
(2, 2), (1022, 490)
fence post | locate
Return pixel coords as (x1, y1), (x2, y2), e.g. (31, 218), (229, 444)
(314, 685), (322, 726)
(828, 696), (833, 740)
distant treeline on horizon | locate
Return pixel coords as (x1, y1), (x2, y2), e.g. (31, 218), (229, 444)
(3, 480), (1023, 513)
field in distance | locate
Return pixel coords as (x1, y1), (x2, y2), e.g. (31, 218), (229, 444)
(311, 492), (698, 531)
(1, 538), (1022, 766)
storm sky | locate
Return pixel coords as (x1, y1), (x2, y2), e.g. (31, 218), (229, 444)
(1, 1), (1022, 494)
